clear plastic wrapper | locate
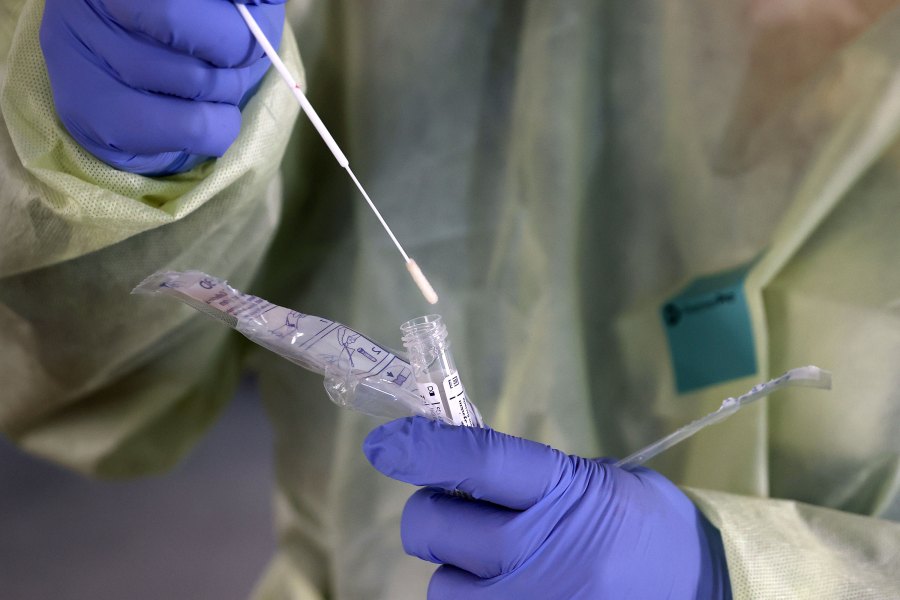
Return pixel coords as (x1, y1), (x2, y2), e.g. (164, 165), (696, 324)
(133, 271), (452, 422)
(615, 366), (832, 469)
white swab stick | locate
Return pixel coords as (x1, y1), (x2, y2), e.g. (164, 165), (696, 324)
(235, 3), (439, 305)
(407, 260), (439, 305)
(235, 3), (347, 166)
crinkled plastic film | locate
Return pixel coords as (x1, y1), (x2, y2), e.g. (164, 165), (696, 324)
(133, 270), (441, 422)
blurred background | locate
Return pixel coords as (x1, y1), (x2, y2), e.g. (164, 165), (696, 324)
(0, 377), (275, 599)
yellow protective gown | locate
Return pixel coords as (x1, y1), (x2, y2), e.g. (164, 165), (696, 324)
(2, 1), (900, 598)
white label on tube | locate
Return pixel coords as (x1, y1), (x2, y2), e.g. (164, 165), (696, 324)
(442, 371), (474, 426)
(417, 381), (447, 421)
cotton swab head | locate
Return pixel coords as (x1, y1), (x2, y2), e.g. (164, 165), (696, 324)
(406, 259), (439, 305)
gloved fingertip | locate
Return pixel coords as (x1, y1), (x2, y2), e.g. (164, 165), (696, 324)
(364, 416), (416, 443)
(181, 103), (241, 158)
(428, 565), (480, 600)
(362, 417), (417, 476)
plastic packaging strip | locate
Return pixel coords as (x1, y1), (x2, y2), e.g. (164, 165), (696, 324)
(133, 270), (452, 422)
(615, 366), (832, 469)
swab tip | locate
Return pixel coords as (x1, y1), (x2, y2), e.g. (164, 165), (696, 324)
(406, 259), (439, 305)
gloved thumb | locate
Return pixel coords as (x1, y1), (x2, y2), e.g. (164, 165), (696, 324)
(363, 417), (573, 510)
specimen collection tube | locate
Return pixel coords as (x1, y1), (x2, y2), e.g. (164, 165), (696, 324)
(401, 315), (483, 427)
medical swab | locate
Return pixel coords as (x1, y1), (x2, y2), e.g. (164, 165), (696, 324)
(235, 3), (439, 305)
(615, 366), (832, 470)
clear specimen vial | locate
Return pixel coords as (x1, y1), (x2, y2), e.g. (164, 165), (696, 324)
(400, 315), (483, 427)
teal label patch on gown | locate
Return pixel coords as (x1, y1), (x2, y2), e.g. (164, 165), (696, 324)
(661, 263), (757, 393)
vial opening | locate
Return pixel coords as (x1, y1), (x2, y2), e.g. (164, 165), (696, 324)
(401, 314), (442, 335)
(401, 314), (446, 346)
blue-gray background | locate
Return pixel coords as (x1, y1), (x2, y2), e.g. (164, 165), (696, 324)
(0, 378), (275, 599)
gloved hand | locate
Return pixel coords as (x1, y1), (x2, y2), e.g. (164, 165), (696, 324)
(40, 0), (286, 176)
(364, 417), (732, 600)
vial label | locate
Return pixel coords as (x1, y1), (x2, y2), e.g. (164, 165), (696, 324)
(442, 371), (475, 427)
(416, 381), (447, 422)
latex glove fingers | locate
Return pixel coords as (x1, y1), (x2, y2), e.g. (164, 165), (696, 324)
(364, 417), (732, 600)
(99, 0), (284, 68)
(41, 23), (240, 172)
(55, 3), (272, 105)
(364, 417), (568, 510)
(401, 487), (532, 578)
(40, 0), (284, 175)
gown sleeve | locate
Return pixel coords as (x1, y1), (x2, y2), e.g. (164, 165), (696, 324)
(0, 0), (302, 478)
(687, 488), (900, 599)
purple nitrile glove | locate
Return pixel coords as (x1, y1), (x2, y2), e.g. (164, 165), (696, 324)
(40, 0), (286, 176)
(364, 417), (732, 600)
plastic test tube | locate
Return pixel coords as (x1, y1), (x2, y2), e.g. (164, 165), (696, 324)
(401, 315), (483, 427)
